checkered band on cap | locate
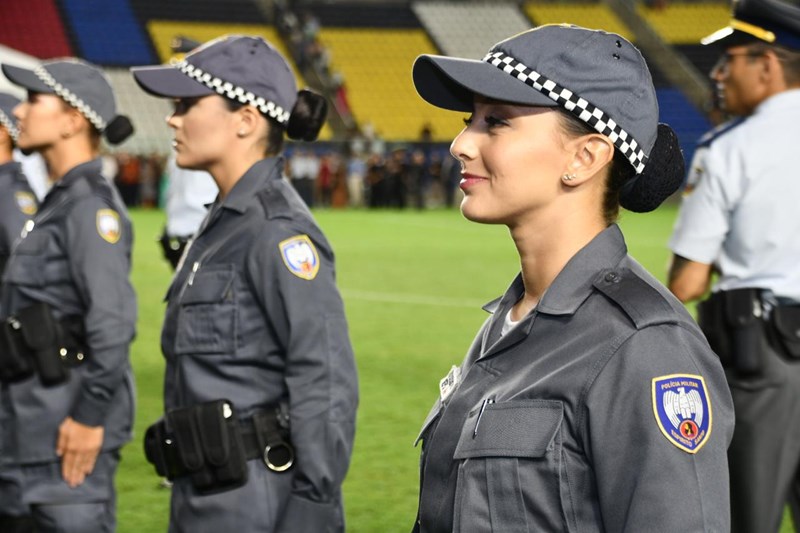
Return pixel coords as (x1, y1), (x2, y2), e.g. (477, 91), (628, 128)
(33, 65), (106, 131)
(0, 109), (18, 141)
(177, 60), (291, 124)
(483, 51), (647, 174)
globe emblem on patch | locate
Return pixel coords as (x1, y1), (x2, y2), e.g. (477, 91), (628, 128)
(679, 420), (699, 439)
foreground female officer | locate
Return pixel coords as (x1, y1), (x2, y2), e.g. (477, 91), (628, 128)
(410, 24), (734, 532)
(131, 35), (358, 532)
(0, 59), (136, 532)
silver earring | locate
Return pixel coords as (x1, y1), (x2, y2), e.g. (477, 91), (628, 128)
(237, 130), (246, 137)
(562, 173), (576, 181)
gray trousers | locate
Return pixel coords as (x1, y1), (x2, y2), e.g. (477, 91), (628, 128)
(0, 451), (119, 533)
(169, 458), (295, 532)
(727, 341), (800, 533)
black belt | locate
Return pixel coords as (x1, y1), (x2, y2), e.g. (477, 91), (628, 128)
(241, 416), (294, 472)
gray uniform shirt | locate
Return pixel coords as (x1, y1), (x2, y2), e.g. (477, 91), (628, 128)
(0, 159), (136, 464)
(160, 157), (358, 530)
(0, 161), (37, 285)
(415, 225), (733, 532)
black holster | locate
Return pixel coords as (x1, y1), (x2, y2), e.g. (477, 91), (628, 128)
(0, 302), (88, 386)
(158, 230), (190, 270)
(698, 288), (765, 375)
(144, 400), (293, 495)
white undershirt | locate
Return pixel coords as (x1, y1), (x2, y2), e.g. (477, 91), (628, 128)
(501, 309), (522, 337)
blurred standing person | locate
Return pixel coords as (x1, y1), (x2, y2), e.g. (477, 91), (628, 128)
(365, 152), (386, 208)
(132, 35), (358, 532)
(0, 58), (136, 532)
(0, 92), (37, 533)
(407, 149), (429, 210)
(345, 152), (366, 207)
(288, 148), (318, 207)
(668, 1), (800, 532)
(411, 24), (733, 532)
(160, 153), (217, 269)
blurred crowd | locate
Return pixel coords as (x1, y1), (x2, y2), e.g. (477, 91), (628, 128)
(101, 140), (462, 211)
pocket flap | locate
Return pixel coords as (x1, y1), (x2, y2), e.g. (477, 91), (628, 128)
(181, 268), (234, 305)
(454, 400), (563, 460)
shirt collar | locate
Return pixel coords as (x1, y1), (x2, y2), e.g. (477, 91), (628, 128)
(52, 158), (103, 190)
(218, 157), (283, 214)
(755, 88), (800, 116)
(482, 224), (629, 317)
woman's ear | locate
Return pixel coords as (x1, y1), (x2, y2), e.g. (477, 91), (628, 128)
(562, 134), (614, 187)
(236, 105), (262, 137)
(61, 107), (89, 139)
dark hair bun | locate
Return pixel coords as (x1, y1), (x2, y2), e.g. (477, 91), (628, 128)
(104, 115), (134, 145)
(619, 123), (685, 213)
(286, 89), (327, 142)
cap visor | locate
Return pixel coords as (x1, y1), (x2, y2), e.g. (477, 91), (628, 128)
(412, 55), (555, 112)
(1, 64), (53, 94)
(131, 65), (214, 98)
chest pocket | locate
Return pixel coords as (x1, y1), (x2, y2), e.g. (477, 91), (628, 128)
(175, 266), (237, 356)
(452, 400), (565, 533)
(5, 232), (49, 287)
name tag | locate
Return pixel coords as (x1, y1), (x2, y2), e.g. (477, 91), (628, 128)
(439, 365), (462, 403)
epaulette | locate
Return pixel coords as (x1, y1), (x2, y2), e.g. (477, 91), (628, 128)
(696, 117), (746, 149)
(256, 179), (294, 220)
(593, 268), (676, 329)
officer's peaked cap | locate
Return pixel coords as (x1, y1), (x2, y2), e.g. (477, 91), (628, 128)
(413, 24), (659, 174)
(1, 59), (120, 133)
(702, 0), (800, 50)
(131, 35), (298, 125)
(0, 92), (20, 141)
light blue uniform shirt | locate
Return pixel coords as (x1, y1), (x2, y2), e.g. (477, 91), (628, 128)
(669, 89), (800, 301)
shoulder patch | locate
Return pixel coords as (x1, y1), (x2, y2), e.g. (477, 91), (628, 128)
(652, 374), (712, 454)
(279, 234), (319, 280)
(14, 191), (37, 215)
(96, 208), (121, 244)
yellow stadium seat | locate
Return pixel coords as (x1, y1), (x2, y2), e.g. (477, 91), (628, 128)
(636, 4), (730, 44)
(318, 28), (464, 142)
(524, 4), (633, 41)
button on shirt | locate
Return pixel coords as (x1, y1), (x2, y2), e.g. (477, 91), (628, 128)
(415, 225), (733, 532)
(670, 89), (800, 301)
(160, 157), (358, 529)
(1, 159), (136, 464)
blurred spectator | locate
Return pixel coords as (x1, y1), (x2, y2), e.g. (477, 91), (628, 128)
(385, 147), (408, 209)
(116, 151), (141, 207)
(346, 154), (367, 207)
(407, 149), (429, 209)
(288, 148), (319, 207)
(366, 153), (387, 208)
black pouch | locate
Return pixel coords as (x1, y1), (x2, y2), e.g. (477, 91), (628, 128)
(159, 230), (189, 270)
(144, 417), (185, 479)
(769, 306), (800, 359)
(724, 289), (764, 375)
(0, 317), (34, 383)
(165, 400), (248, 495)
(16, 303), (67, 386)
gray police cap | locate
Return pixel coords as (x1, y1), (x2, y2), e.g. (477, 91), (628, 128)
(1, 59), (118, 132)
(131, 35), (298, 124)
(413, 24), (659, 174)
(0, 92), (20, 141)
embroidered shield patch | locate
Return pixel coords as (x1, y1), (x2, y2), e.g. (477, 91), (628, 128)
(653, 374), (712, 454)
(279, 235), (319, 280)
(14, 191), (37, 215)
(96, 209), (121, 244)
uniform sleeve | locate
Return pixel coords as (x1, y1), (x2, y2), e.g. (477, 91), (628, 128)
(668, 145), (742, 264)
(584, 324), (733, 532)
(65, 196), (137, 427)
(246, 222), (358, 532)
(0, 184), (34, 260)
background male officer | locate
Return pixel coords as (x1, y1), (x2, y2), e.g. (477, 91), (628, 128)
(668, 1), (800, 531)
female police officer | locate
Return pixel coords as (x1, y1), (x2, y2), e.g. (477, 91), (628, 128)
(410, 24), (734, 532)
(131, 36), (358, 532)
(0, 59), (136, 532)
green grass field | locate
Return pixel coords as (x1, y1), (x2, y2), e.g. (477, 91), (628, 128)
(117, 204), (794, 532)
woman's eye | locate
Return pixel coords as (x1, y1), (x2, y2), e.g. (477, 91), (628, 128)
(484, 115), (507, 128)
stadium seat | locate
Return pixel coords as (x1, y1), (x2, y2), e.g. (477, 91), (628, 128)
(0, 0), (73, 58)
(524, 3), (634, 41)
